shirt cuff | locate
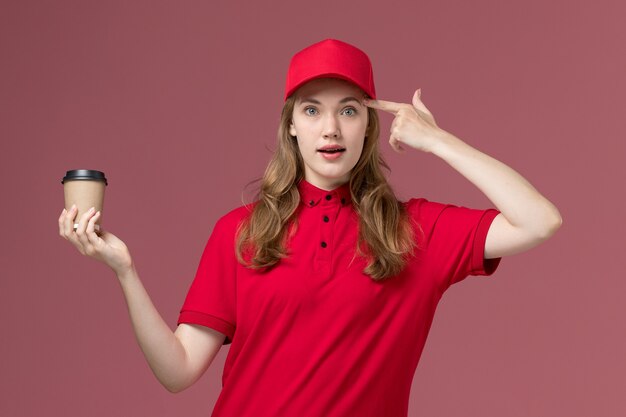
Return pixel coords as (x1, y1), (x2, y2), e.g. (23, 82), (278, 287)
(470, 209), (502, 276)
(177, 310), (235, 345)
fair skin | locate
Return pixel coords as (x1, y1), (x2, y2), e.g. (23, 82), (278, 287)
(57, 81), (561, 394)
(362, 89), (563, 258)
(58, 211), (224, 393)
(289, 78), (368, 190)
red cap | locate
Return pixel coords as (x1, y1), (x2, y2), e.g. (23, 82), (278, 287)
(284, 38), (376, 101)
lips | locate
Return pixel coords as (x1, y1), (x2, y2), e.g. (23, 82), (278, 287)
(317, 145), (346, 154)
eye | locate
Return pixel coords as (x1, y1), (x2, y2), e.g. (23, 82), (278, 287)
(342, 107), (357, 116)
(304, 106), (318, 116)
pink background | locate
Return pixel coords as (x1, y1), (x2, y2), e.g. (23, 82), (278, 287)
(1, 1), (624, 416)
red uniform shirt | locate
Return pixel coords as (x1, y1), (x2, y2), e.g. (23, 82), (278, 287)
(178, 179), (502, 417)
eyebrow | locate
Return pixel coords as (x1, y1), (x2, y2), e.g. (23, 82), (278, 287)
(297, 96), (362, 105)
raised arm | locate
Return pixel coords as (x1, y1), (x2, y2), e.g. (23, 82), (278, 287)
(59, 205), (225, 392)
(363, 89), (562, 259)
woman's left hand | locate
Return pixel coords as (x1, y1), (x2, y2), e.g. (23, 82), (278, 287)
(363, 89), (448, 154)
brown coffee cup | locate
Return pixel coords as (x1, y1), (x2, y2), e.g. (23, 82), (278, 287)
(61, 169), (108, 232)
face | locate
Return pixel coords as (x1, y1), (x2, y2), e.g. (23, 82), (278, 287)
(289, 78), (368, 190)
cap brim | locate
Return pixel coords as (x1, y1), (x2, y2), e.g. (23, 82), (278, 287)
(285, 73), (373, 101)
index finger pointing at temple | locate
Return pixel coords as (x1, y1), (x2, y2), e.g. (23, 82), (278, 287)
(362, 98), (403, 114)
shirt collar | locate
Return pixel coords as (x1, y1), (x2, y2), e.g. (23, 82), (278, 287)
(297, 179), (352, 208)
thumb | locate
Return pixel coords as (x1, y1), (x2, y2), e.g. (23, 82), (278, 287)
(411, 88), (422, 109)
(411, 88), (433, 116)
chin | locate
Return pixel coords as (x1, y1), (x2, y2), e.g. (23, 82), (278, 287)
(322, 173), (351, 185)
(318, 168), (348, 178)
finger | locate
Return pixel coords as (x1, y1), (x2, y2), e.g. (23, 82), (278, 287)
(58, 208), (67, 237)
(389, 119), (403, 153)
(411, 88), (433, 116)
(63, 204), (77, 237)
(92, 212), (104, 238)
(389, 136), (406, 153)
(64, 206), (88, 254)
(362, 98), (403, 115)
(390, 117), (398, 134)
(411, 89), (420, 109)
(75, 207), (95, 247)
(86, 211), (103, 244)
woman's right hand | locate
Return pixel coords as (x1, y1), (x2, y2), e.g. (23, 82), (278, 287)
(58, 205), (134, 275)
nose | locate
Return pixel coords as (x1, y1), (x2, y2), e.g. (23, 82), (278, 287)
(322, 113), (340, 139)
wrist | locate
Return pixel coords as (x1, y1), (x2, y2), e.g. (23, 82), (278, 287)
(115, 262), (137, 280)
(429, 130), (462, 157)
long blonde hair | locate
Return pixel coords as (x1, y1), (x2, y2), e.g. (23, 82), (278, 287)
(235, 94), (422, 281)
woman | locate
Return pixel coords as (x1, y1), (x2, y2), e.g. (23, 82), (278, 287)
(58, 39), (562, 416)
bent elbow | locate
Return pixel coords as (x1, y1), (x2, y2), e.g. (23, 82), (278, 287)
(162, 379), (189, 394)
(539, 215), (563, 240)
(165, 383), (185, 394)
(551, 212), (563, 233)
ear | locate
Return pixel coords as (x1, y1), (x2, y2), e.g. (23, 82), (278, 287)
(289, 120), (297, 137)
